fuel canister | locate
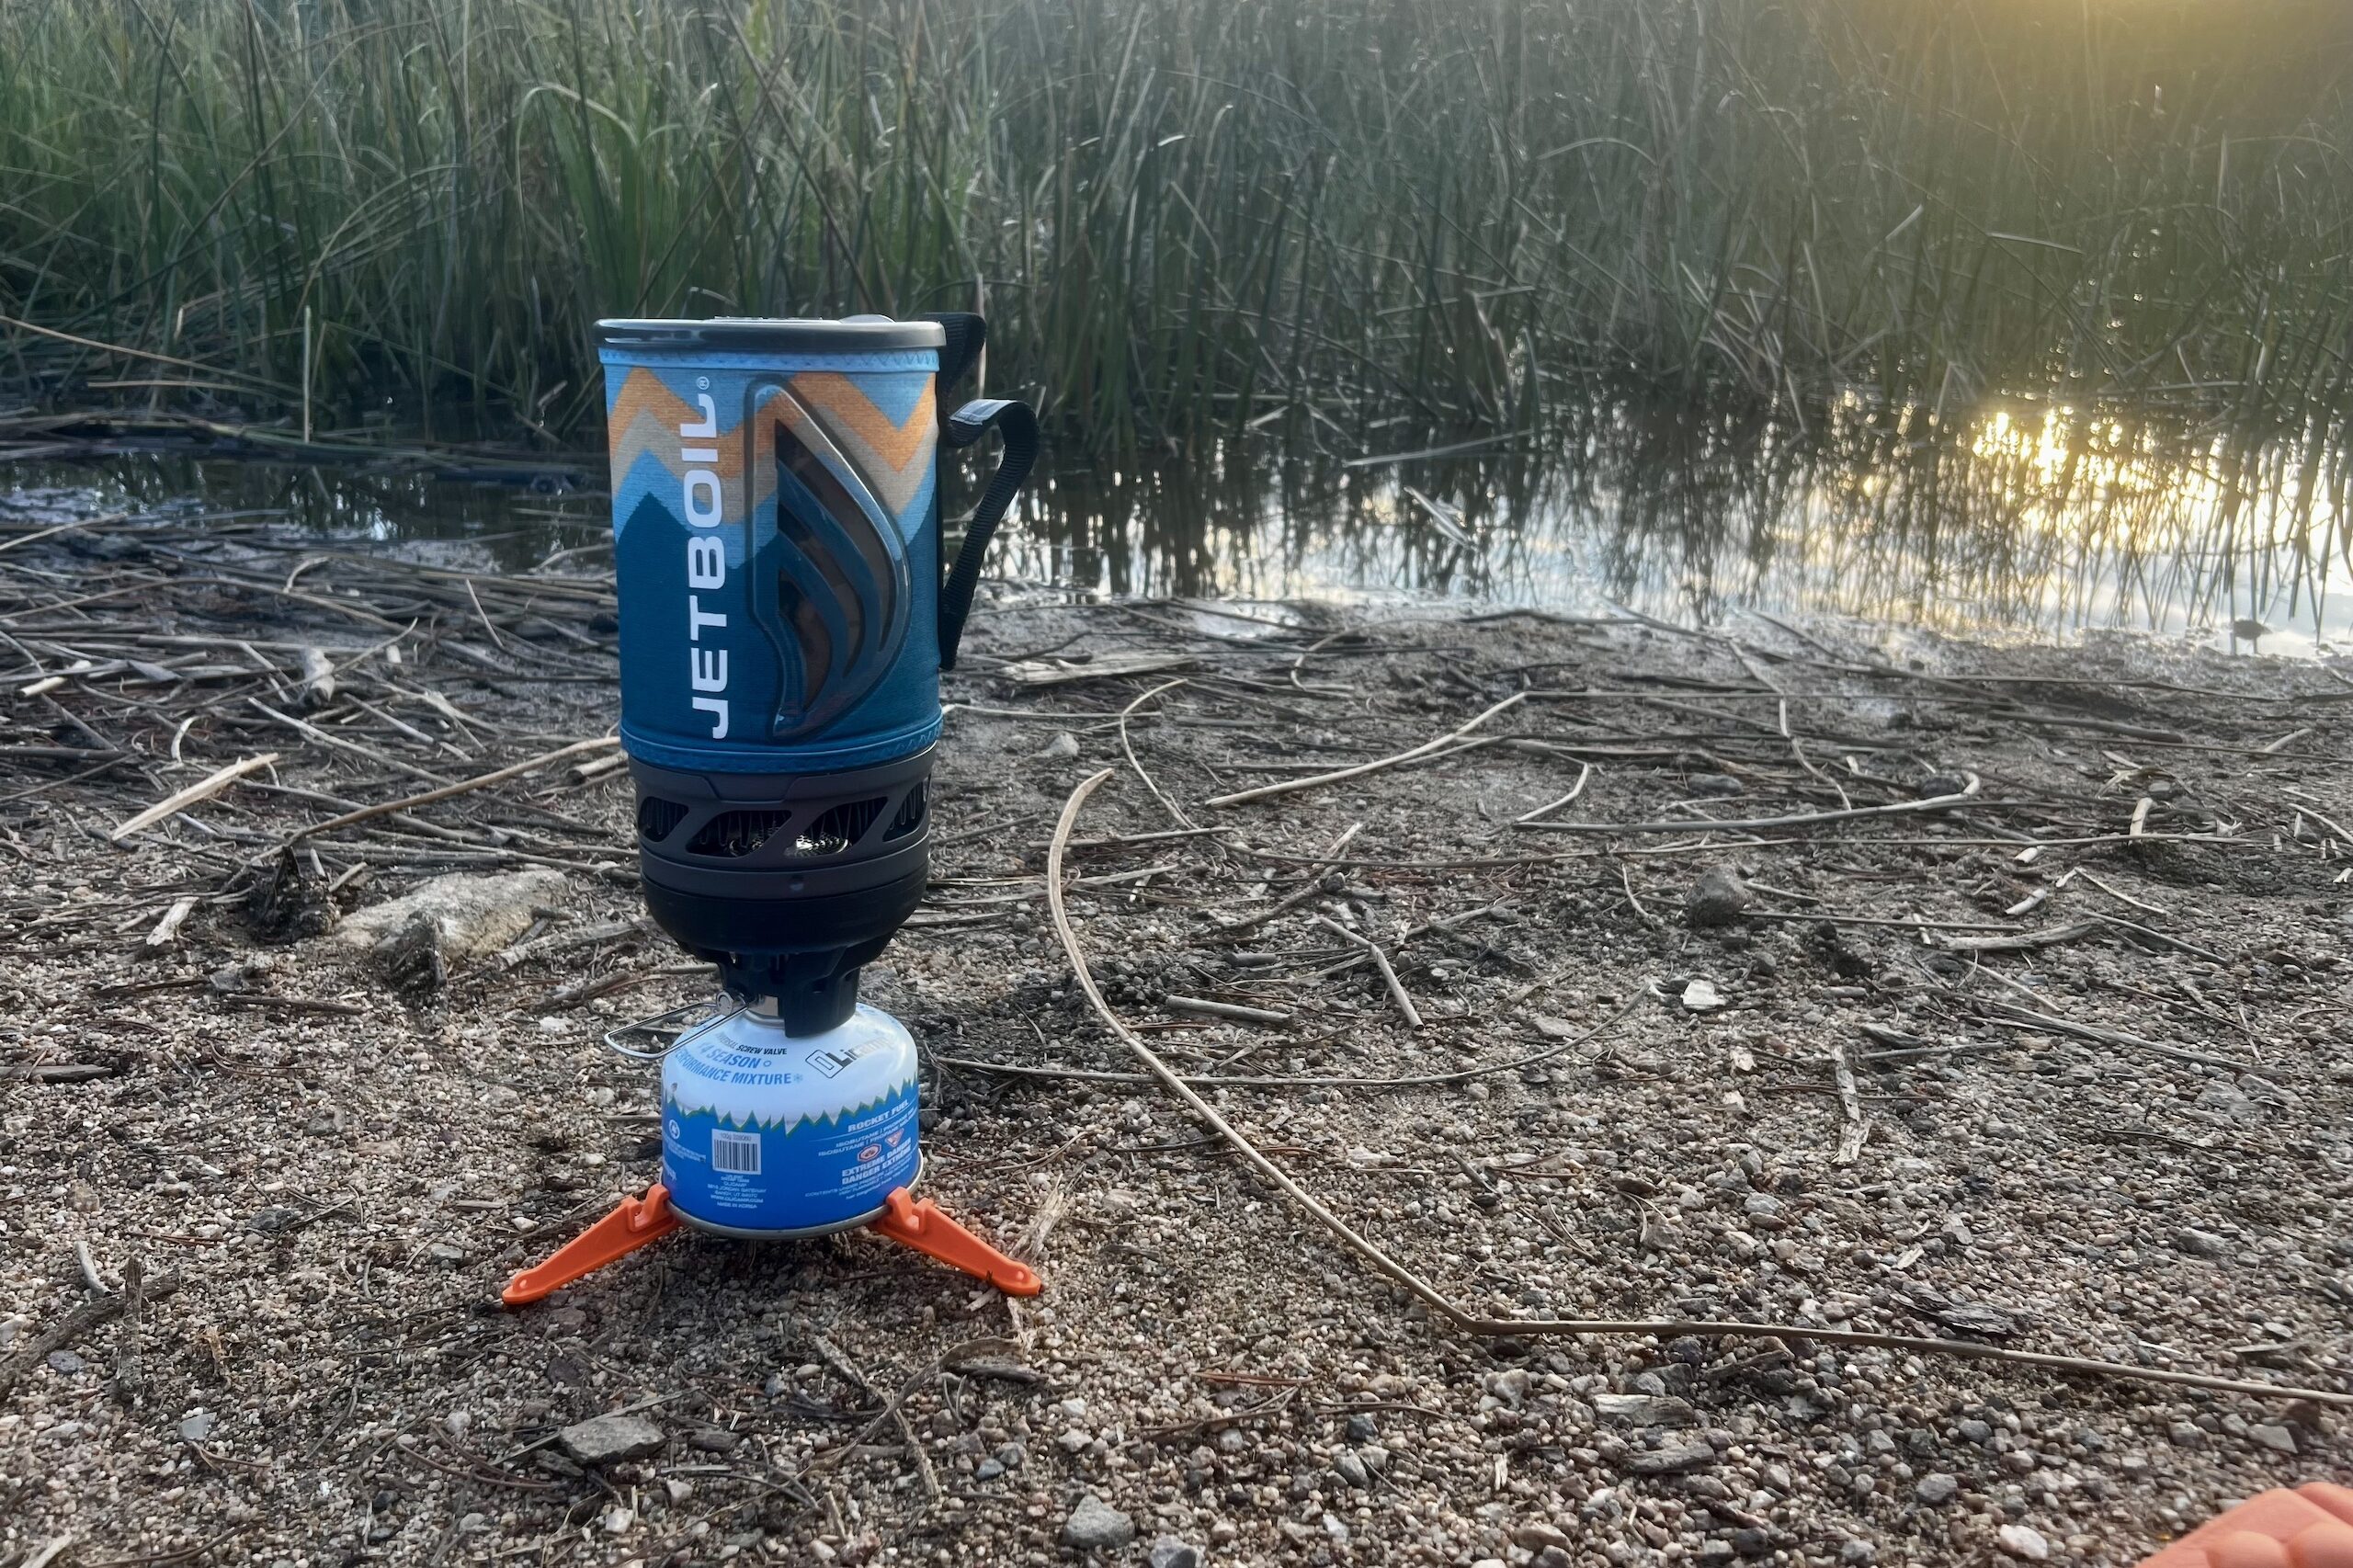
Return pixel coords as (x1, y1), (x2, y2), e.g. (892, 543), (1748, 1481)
(658, 1001), (922, 1236)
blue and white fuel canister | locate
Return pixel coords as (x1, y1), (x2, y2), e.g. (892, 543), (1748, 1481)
(658, 1001), (923, 1235)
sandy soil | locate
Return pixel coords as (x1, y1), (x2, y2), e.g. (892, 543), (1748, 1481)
(1, 486), (2349, 1568)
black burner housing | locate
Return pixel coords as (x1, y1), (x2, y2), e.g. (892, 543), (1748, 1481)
(629, 749), (931, 1034)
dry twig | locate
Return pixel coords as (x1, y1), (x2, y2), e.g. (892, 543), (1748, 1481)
(1310, 914), (1423, 1028)
(109, 753), (280, 841)
(1827, 1040), (1868, 1165)
(0, 1273), (182, 1404)
(1522, 775), (1986, 835)
(1513, 763), (1592, 824)
(1162, 995), (1293, 1026)
(1116, 677), (1194, 828)
(288, 735), (619, 841)
(1205, 692), (1528, 807)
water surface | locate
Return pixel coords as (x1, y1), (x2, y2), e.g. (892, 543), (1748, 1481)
(10, 391), (2347, 655)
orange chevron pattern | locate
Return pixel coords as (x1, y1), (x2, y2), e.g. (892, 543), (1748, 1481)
(790, 372), (936, 519)
(607, 369), (747, 482)
(606, 367), (937, 526)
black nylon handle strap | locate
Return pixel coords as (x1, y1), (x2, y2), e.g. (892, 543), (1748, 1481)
(938, 397), (1038, 671)
(918, 312), (987, 409)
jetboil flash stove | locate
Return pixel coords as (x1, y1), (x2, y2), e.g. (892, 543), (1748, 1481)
(503, 313), (1040, 1307)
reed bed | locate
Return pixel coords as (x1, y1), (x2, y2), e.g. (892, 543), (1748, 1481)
(2, 0), (2349, 451)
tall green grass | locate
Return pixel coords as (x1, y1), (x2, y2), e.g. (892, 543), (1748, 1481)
(2, 0), (2349, 452)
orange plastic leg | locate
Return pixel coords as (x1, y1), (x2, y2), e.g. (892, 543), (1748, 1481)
(2136, 1483), (2353, 1567)
(502, 1185), (683, 1307)
(870, 1188), (1041, 1297)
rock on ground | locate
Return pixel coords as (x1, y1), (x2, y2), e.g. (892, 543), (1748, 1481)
(335, 869), (570, 960)
(1590, 1392), (1699, 1427)
(1996, 1522), (2052, 1560)
(1685, 864), (1751, 927)
(1680, 977), (1727, 1013)
(2173, 1225), (2236, 1258)
(557, 1413), (665, 1466)
(1062, 1494), (1136, 1550)
(1147, 1538), (1202, 1568)
(1622, 1437), (1715, 1475)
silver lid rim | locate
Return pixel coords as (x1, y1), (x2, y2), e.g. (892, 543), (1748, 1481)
(595, 316), (946, 353)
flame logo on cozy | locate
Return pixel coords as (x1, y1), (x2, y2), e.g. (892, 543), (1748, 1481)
(747, 379), (926, 740)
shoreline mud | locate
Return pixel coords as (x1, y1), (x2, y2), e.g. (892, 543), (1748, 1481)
(1, 483), (2347, 1566)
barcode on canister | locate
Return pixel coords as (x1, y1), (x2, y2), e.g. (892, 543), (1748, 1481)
(710, 1130), (761, 1175)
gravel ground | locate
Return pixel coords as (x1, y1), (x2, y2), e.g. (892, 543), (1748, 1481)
(1, 489), (2349, 1568)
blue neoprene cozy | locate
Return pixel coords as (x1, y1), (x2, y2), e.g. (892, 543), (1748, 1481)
(601, 324), (948, 774)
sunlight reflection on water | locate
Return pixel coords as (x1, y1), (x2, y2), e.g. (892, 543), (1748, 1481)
(1008, 395), (2349, 655)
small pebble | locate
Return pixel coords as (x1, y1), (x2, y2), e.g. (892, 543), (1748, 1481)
(2250, 1423), (2298, 1455)
(1062, 1494), (1135, 1551)
(1996, 1524), (2050, 1561)
(558, 1413), (665, 1466)
(2173, 1227), (2234, 1259)
(1622, 1437), (1715, 1476)
(1686, 866), (1751, 928)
